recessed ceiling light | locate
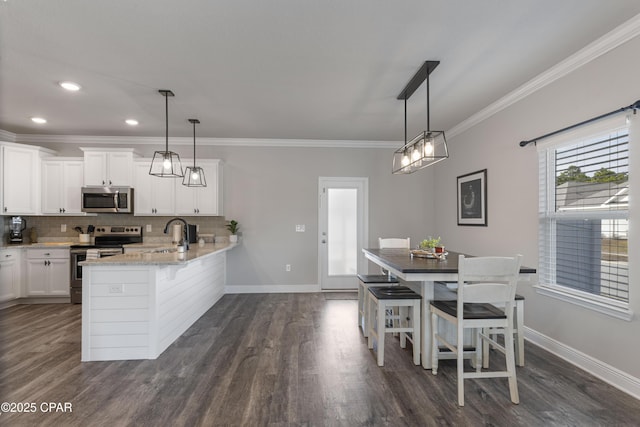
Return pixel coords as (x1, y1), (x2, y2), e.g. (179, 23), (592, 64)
(125, 119), (139, 126)
(59, 81), (81, 91)
(31, 117), (47, 124)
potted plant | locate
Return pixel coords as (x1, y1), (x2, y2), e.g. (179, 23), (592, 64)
(226, 220), (240, 243)
(419, 236), (441, 253)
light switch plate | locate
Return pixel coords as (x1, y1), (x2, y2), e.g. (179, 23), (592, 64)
(295, 224), (305, 232)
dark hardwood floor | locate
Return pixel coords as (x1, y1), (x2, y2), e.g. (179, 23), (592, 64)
(1, 294), (639, 426)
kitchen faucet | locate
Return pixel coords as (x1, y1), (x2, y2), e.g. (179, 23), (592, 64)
(163, 218), (190, 250)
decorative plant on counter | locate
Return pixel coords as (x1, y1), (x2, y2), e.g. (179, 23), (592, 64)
(226, 220), (240, 243)
(419, 236), (441, 251)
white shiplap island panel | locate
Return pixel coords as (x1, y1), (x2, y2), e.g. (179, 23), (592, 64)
(81, 243), (234, 361)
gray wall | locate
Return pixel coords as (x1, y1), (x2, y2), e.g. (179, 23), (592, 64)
(432, 35), (640, 378)
(196, 145), (436, 288)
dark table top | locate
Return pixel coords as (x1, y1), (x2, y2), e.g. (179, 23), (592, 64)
(363, 248), (536, 275)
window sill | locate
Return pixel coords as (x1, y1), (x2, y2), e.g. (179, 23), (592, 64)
(534, 285), (633, 321)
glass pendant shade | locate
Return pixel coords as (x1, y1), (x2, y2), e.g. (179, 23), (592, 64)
(183, 166), (207, 186)
(150, 89), (184, 178)
(182, 118), (207, 187)
(150, 151), (183, 176)
(392, 61), (449, 174)
(392, 130), (448, 174)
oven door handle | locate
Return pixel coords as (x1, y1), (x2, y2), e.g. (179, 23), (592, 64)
(114, 190), (120, 212)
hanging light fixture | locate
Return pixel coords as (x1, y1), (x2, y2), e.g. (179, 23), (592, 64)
(150, 89), (184, 178)
(183, 119), (207, 187)
(392, 61), (448, 174)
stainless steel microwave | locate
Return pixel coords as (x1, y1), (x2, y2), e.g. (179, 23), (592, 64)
(81, 187), (134, 213)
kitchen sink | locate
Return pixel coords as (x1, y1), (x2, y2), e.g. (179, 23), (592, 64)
(147, 247), (178, 254)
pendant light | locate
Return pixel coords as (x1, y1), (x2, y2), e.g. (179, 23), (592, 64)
(183, 119), (207, 187)
(150, 89), (184, 178)
(392, 61), (449, 174)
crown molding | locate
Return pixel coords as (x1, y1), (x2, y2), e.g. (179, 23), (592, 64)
(11, 133), (399, 149)
(0, 129), (17, 142)
(447, 12), (640, 139)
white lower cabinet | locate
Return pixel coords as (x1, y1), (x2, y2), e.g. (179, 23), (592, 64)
(25, 248), (70, 296)
(0, 248), (21, 302)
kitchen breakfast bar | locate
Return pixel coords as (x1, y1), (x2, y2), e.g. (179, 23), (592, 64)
(80, 243), (236, 362)
(362, 248), (536, 369)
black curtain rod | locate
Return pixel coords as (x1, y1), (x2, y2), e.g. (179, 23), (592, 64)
(519, 99), (640, 147)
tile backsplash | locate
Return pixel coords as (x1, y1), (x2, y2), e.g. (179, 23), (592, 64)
(3, 215), (230, 245)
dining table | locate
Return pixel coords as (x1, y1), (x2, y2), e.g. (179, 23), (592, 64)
(362, 248), (537, 369)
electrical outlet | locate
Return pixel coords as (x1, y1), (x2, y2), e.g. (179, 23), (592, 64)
(285, 264), (291, 272)
(196, 224), (200, 232)
(108, 284), (124, 294)
(61, 224), (67, 232)
(146, 224), (152, 232)
(295, 224), (305, 232)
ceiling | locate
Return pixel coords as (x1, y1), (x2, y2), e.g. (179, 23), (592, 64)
(2, 1), (640, 143)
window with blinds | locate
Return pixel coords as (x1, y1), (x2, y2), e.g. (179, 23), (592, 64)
(538, 120), (630, 314)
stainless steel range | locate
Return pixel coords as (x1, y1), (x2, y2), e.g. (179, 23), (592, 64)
(70, 225), (142, 303)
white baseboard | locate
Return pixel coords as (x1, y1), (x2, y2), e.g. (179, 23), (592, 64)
(525, 326), (640, 400)
(0, 297), (71, 310)
(225, 284), (321, 294)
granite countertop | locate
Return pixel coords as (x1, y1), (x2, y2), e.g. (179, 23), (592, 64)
(79, 242), (237, 266)
(1, 241), (76, 249)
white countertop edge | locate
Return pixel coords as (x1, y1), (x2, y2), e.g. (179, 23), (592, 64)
(79, 242), (237, 266)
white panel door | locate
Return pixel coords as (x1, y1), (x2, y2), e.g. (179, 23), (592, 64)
(319, 177), (368, 290)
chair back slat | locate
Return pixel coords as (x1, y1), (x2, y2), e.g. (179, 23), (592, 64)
(378, 237), (411, 249)
(462, 283), (511, 304)
(458, 255), (523, 307)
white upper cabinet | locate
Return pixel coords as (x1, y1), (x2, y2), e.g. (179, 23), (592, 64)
(41, 159), (84, 214)
(133, 160), (176, 216)
(1, 142), (55, 215)
(174, 160), (223, 216)
(81, 148), (137, 187)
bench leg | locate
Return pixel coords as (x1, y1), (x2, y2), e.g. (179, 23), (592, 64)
(515, 300), (525, 366)
(376, 301), (386, 366)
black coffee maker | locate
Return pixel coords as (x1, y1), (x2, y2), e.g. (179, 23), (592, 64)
(9, 216), (26, 244)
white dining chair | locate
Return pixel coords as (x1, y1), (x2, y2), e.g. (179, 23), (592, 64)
(378, 237), (410, 277)
(357, 274), (398, 336)
(483, 294), (526, 367)
(437, 281), (526, 367)
(357, 238), (411, 336)
(367, 286), (421, 366)
(430, 254), (523, 406)
(378, 237), (411, 250)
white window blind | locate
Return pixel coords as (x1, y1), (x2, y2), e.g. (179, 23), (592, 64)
(537, 115), (630, 317)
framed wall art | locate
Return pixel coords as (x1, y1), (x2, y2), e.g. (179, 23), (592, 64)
(457, 169), (487, 226)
